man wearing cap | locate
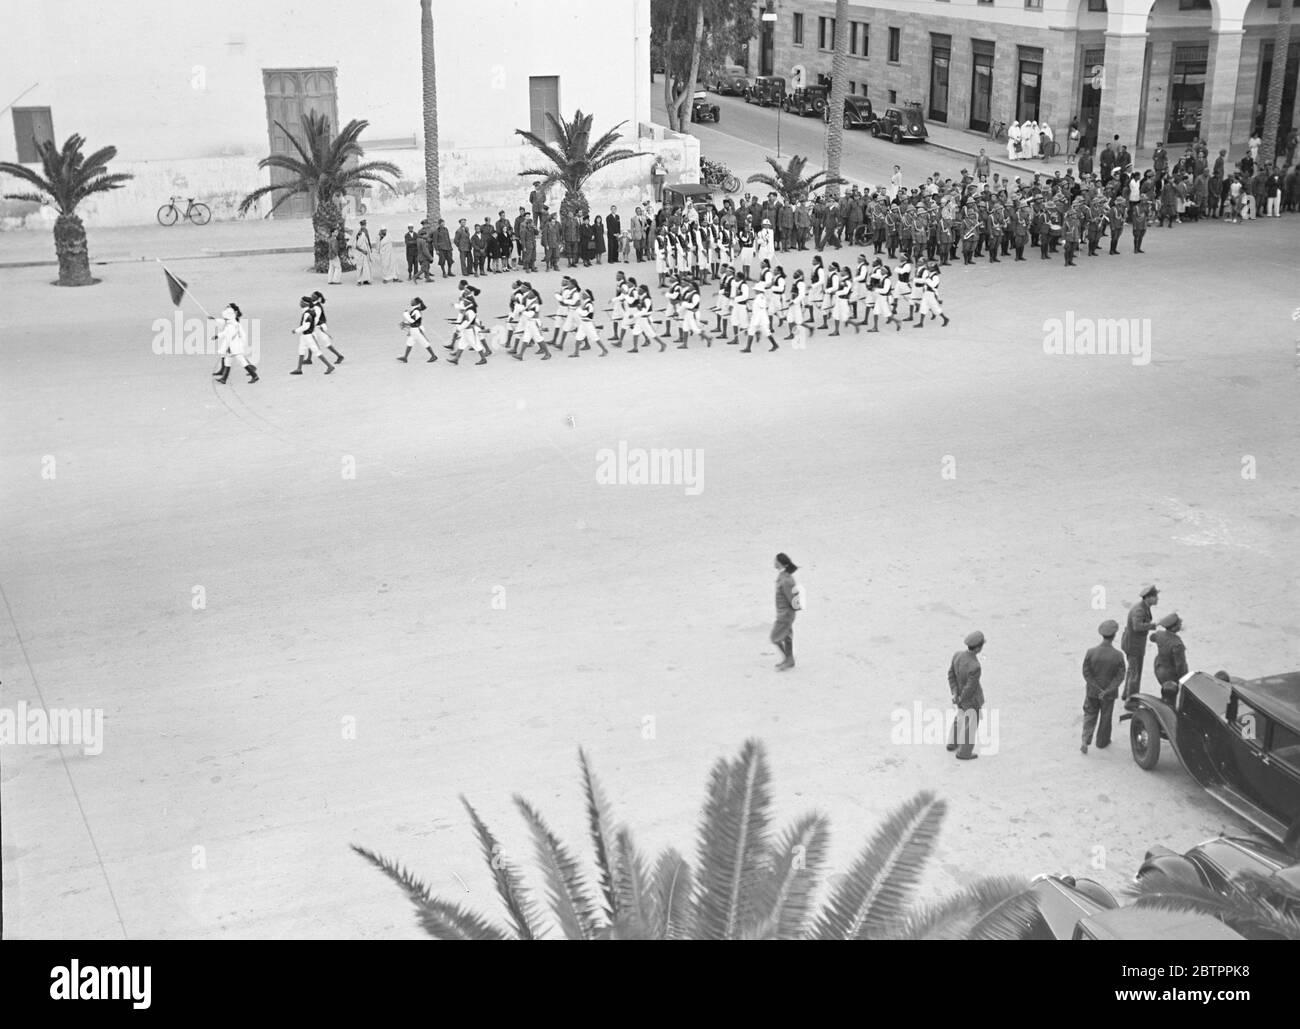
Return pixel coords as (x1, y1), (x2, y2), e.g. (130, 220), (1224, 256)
(1081, 620), (1126, 754)
(1151, 613), (1188, 703)
(947, 631), (986, 760)
(404, 224), (420, 281)
(1121, 586), (1159, 700)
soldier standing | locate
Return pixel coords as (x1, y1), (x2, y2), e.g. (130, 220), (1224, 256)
(1080, 619), (1126, 754)
(1107, 199), (1126, 255)
(1131, 197), (1149, 253)
(1121, 585), (1159, 700)
(947, 631), (985, 760)
(1086, 199), (1104, 257)
(1011, 201), (1029, 261)
(1063, 203), (1080, 266)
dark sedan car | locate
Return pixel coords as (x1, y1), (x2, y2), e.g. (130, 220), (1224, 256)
(831, 94), (874, 129)
(1124, 671), (1300, 852)
(711, 66), (749, 96)
(1138, 835), (1300, 900)
(746, 75), (786, 107)
(784, 84), (829, 117)
(870, 105), (929, 143)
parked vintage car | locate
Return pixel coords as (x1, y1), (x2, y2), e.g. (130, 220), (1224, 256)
(1123, 670), (1300, 853)
(1073, 908), (1244, 941)
(1137, 834), (1300, 908)
(784, 84), (829, 117)
(746, 75), (786, 107)
(1025, 874), (1119, 940)
(711, 65), (750, 96)
(660, 183), (716, 214)
(690, 91), (720, 123)
(870, 104), (929, 143)
(836, 94), (875, 129)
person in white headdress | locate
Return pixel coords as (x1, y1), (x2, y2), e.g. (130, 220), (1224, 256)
(1026, 120), (1040, 160)
(1041, 121), (1055, 160)
(377, 226), (400, 282)
(1007, 120), (1021, 161)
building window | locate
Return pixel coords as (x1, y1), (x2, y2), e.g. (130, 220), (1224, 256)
(11, 107), (54, 163)
(1025, 0), (1042, 7)
(818, 16), (835, 51)
(888, 89), (897, 103)
(1087, 0), (1107, 10)
(850, 21), (869, 58)
(1177, 0), (1210, 8)
(888, 28), (901, 64)
(793, 12), (804, 45)
(930, 37), (951, 123)
(528, 76), (560, 143)
(977, 0), (993, 5)
(849, 80), (857, 94)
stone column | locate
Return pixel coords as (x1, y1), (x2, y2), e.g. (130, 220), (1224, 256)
(1202, 25), (1245, 155)
(1098, 32), (1148, 148)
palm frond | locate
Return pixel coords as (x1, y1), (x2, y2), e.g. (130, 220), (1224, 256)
(462, 797), (543, 940)
(611, 826), (655, 938)
(2, 190), (49, 206)
(79, 172), (134, 197)
(0, 164), (53, 193)
(810, 791), (945, 940)
(693, 739), (773, 940)
(649, 848), (694, 940)
(350, 844), (510, 940)
(887, 875), (1038, 940)
(752, 812), (831, 939)
(578, 748), (619, 919)
(273, 119), (319, 171)
(514, 796), (602, 940)
(1129, 874), (1300, 940)
(745, 173), (781, 191)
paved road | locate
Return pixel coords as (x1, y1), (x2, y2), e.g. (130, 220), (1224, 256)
(659, 92), (997, 192)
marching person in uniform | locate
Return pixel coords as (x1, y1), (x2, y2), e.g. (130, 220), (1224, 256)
(1121, 584), (1159, 700)
(913, 260), (949, 328)
(1080, 619), (1126, 754)
(290, 295), (334, 375)
(771, 553), (799, 671)
(446, 283), (488, 366)
(396, 297), (436, 363)
(310, 291), (345, 366)
(947, 631), (985, 760)
(212, 303), (258, 384)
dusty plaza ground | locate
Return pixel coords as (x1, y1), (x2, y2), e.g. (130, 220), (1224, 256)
(2, 114), (1299, 937)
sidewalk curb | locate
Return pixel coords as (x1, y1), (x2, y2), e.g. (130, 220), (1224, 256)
(0, 245), (313, 270)
(924, 138), (1064, 179)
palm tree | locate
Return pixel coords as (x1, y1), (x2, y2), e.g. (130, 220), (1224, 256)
(1129, 869), (1300, 940)
(238, 113), (400, 273)
(515, 110), (639, 223)
(420, 0), (441, 223)
(356, 739), (1039, 940)
(1258, 0), (1294, 169)
(0, 134), (132, 286)
(824, 0), (850, 200)
(746, 154), (848, 205)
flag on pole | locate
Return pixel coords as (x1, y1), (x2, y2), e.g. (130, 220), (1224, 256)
(163, 267), (188, 308)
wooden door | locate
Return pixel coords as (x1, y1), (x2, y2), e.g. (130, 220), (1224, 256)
(262, 68), (339, 219)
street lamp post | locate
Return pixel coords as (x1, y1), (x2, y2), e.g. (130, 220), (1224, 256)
(762, 8), (778, 158)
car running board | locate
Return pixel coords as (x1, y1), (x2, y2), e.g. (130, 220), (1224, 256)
(1202, 784), (1287, 844)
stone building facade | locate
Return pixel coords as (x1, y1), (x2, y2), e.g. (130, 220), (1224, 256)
(760, 0), (1298, 155)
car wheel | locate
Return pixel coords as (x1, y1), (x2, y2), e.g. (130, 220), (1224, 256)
(713, 108), (720, 123)
(1131, 708), (1162, 770)
(871, 124), (880, 138)
(892, 129), (903, 145)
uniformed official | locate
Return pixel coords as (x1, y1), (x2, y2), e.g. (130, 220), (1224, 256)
(1081, 619), (1126, 754)
(947, 630), (986, 760)
(1131, 197), (1149, 254)
(1151, 612), (1188, 703)
(1107, 199), (1126, 255)
(1121, 585), (1159, 700)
